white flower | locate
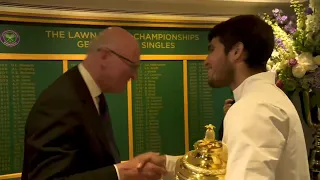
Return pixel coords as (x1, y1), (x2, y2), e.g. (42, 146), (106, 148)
(267, 59), (274, 65)
(309, 0), (320, 32)
(270, 62), (280, 73)
(292, 64), (307, 78)
(313, 55), (320, 65)
(296, 52), (318, 71)
(266, 64), (272, 71)
(271, 50), (279, 58)
(266, 59), (273, 70)
(306, 15), (315, 36)
(267, 65), (272, 71)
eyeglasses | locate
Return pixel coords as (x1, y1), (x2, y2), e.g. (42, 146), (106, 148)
(97, 47), (139, 69)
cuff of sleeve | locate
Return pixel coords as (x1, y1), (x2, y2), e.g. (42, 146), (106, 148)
(165, 155), (181, 173)
(114, 165), (120, 180)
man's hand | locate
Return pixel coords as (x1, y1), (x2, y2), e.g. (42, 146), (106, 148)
(223, 99), (235, 115)
(116, 152), (167, 180)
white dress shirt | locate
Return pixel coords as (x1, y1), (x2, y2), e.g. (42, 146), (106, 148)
(78, 63), (121, 179)
(78, 63), (101, 112)
(163, 155), (181, 180)
(223, 72), (310, 180)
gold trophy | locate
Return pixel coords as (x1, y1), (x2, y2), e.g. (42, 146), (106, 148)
(300, 90), (320, 179)
(175, 124), (227, 180)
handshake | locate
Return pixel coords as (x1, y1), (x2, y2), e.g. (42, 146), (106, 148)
(116, 152), (168, 180)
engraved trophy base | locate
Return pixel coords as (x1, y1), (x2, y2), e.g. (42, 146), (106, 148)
(175, 156), (225, 180)
(175, 124), (227, 180)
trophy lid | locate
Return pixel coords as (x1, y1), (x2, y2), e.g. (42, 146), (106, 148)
(175, 124), (227, 180)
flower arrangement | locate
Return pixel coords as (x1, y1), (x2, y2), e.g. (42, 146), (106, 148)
(262, 0), (320, 106)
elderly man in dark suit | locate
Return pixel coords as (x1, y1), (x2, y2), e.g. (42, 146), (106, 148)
(22, 27), (167, 180)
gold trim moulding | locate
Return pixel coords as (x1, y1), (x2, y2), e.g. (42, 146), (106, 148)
(0, 54), (207, 60)
(0, 16), (214, 28)
(127, 80), (134, 159)
(182, 60), (190, 152)
(0, 6), (229, 25)
(0, 173), (21, 180)
(62, 60), (68, 73)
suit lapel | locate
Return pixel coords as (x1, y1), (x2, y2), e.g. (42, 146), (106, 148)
(66, 66), (116, 163)
(102, 112), (120, 163)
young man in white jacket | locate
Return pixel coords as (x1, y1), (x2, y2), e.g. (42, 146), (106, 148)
(163, 14), (310, 180)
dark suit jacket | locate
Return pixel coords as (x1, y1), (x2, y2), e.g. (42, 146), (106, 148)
(22, 66), (118, 180)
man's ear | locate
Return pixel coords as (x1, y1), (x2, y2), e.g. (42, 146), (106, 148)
(229, 42), (245, 62)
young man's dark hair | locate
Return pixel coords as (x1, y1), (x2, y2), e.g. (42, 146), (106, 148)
(208, 15), (274, 71)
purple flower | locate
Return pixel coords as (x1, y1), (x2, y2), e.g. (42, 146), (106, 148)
(275, 38), (282, 44)
(305, 8), (313, 15)
(272, 8), (283, 19)
(284, 22), (297, 34)
(285, 26), (296, 34)
(276, 16), (288, 25)
(272, 9), (279, 13)
(275, 38), (286, 49)
(288, 59), (298, 66)
(281, 16), (288, 21)
(272, 8), (283, 15)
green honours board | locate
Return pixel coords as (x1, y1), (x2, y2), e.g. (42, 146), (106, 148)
(0, 24), (208, 55)
(68, 61), (129, 160)
(0, 60), (63, 175)
(0, 22), (235, 178)
(187, 61), (233, 149)
(132, 61), (185, 156)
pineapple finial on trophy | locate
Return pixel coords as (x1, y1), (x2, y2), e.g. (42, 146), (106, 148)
(205, 124), (216, 142)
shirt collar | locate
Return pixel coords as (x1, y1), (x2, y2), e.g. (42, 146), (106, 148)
(78, 63), (101, 98)
(233, 72), (276, 102)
